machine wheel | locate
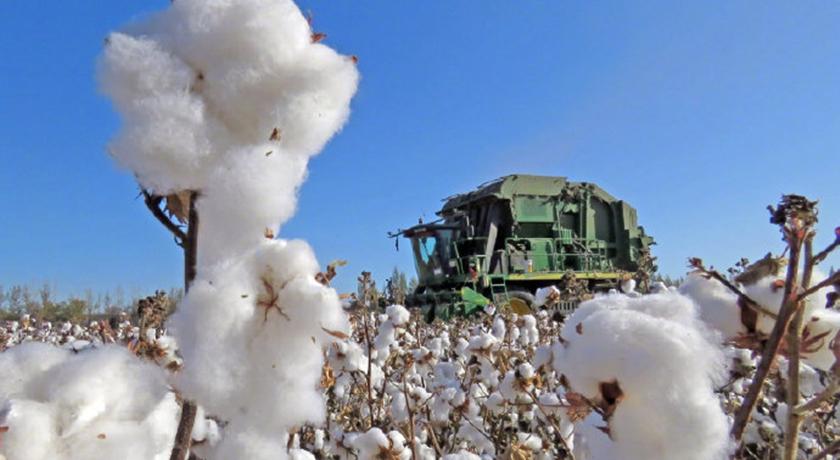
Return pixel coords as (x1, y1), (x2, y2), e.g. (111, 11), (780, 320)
(507, 290), (536, 314)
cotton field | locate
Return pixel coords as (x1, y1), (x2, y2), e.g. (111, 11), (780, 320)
(1, 0), (839, 459)
(2, 274), (839, 459)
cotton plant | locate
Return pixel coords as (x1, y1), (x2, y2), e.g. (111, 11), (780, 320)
(95, 0), (360, 457)
(0, 344), (179, 460)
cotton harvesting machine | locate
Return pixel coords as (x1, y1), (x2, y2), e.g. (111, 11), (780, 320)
(390, 175), (655, 321)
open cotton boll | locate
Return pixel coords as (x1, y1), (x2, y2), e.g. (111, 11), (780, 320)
(98, 33), (195, 108)
(534, 286), (560, 308)
(0, 400), (59, 460)
(171, 239), (348, 429)
(210, 427), (290, 460)
(198, 148), (310, 265)
(0, 346), (177, 460)
(386, 304), (411, 326)
(743, 271), (833, 335)
(680, 273), (744, 339)
(166, 269), (255, 418)
(351, 427), (412, 460)
(442, 451), (482, 460)
(0, 342), (70, 399)
(101, 0), (359, 456)
(99, 33), (215, 193)
(556, 293), (730, 460)
(800, 308), (840, 371)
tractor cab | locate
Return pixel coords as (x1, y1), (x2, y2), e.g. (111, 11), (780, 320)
(402, 223), (461, 286)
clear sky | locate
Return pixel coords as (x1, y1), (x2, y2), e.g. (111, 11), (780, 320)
(1, 1), (838, 299)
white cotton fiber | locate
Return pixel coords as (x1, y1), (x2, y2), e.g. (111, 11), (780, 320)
(680, 273), (744, 338)
(0, 345), (178, 460)
(555, 291), (730, 460)
(743, 272), (832, 336)
(100, 0), (359, 457)
(800, 308), (840, 371)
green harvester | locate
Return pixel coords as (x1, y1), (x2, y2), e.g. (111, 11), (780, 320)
(391, 175), (654, 321)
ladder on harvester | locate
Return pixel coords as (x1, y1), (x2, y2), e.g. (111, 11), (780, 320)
(488, 275), (509, 306)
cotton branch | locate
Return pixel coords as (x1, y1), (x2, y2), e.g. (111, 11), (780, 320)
(141, 189), (187, 245)
(730, 195), (813, 444)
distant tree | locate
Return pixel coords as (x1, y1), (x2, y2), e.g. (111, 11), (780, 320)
(60, 298), (89, 323)
(7, 286), (25, 317)
(384, 267), (409, 305)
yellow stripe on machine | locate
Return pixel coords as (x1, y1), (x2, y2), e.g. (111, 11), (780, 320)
(505, 272), (624, 281)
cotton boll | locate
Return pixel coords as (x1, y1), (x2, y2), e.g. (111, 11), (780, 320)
(198, 148), (309, 265)
(442, 451), (482, 460)
(251, 239), (321, 286)
(289, 448), (316, 460)
(491, 316), (506, 340)
(0, 342), (70, 399)
(651, 281), (668, 293)
(680, 273), (744, 339)
(0, 346), (177, 460)
(620, 278), (637, 294)
(99, 34), (215, 193)
(556, 293), (730, 460)
(534, 286), (560, 308)
(166, 271), (255, 418)
(101, 0), (360, 456)
(99, 33), (194, 108)
(519, 315), (539, 346)
(0, 400), (59, 460)
(386, 305), (411, 326)
(743, 272), (833, 336)
(211, 427), (289, 460)
(351, 427), (390, 459)
(800, 308), (840, 371)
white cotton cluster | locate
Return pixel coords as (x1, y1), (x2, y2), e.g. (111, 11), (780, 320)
(99, 0), (359, 265)
(518, 314), (539, 346)
(168, 239), (348, 458)
(554, 291), (730, 460)
(99, 1), (358, 458)
(742, 273), (831, 335)
(374, 305), (411, 355)
(534, 286), (560, 308)
(350, 428), (411, 460)
(0, 343), (178, 460)
(680, 274), (744, 339)
(682, 271), (840, 372)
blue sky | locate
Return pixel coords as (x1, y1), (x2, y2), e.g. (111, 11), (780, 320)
(1, 1), (838, 299)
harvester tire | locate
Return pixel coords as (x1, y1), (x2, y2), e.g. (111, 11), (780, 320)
(508, 290), (536, 314)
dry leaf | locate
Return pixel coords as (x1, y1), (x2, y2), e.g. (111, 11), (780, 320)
(321, 327), (349, 340)
(320, 362), (336, 389)
(269, 127), (281, 141)
(264, 228), (275, 239)
(311, 32), (327, 43)
(503, 442), (534, 460)
(599, 380), (624, 420)
(564, 391), (592, 423)
(164, 191), (192, 224)
(97, 433), (107, 440)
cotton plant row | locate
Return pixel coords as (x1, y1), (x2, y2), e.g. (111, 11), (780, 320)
(297, 284), (838, 459)
(1, 314), (136, 352)
(2, 269), (839, 459)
